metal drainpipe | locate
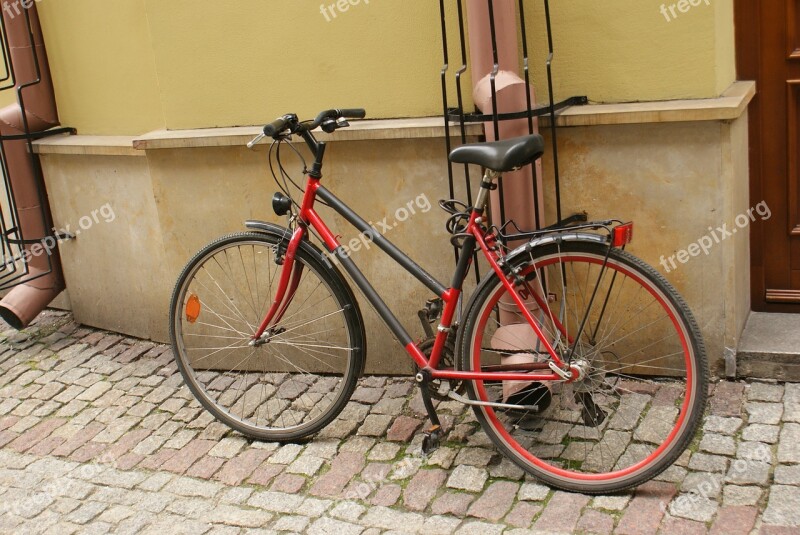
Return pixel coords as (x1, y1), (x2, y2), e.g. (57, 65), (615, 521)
(0, 5), (65, 329)
(466, 0), (545, 398)
(466, 0), (545, 238)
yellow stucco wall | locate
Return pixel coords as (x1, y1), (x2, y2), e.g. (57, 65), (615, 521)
(33, 0), (736, 134)
(528, 0), (735, 102)
(36, 0), (163, 135)
(714, 0), (737, 95)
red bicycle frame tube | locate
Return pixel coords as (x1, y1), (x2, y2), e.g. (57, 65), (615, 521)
(253, 226), (306, 338)
(255, 174), (574, 383)
(429, 212), (568, 383)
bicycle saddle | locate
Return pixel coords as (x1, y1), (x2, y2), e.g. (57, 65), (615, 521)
(448, 134), (545, 173)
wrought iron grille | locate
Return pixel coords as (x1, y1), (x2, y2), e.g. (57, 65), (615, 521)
(438, 0), (588, 280)
(0, 10), (74, 291)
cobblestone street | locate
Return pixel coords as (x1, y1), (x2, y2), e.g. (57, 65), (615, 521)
(0, 310), (798, 534)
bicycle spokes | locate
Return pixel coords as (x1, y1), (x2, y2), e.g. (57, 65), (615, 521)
(461, 242), (704, 490)
(171, 234), (360, 438)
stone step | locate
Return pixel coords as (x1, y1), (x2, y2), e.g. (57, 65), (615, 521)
(737, 312), (800, 381)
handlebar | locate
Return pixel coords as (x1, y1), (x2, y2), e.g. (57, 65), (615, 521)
(263, 116), (293, 138)
(335, 109), (367, 120)
(249, 108), (366, 176)
(261, 108), (366, 139)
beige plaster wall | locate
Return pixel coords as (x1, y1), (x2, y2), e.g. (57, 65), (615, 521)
(41, 154), (172, 341)
(40, 121), (750, 376)
(37, 0), (735, 134)
(146, 138), (477, 375)
(538, 118), (750, 376)
(724, 114), (752, 356)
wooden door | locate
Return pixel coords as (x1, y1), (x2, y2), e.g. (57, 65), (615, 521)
(736, 0), (800, 311)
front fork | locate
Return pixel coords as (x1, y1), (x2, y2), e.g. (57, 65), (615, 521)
(252, 225), (307, 344)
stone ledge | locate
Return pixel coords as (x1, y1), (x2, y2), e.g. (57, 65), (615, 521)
(541, 81), (755, 127)
(131, 118), (485, 151)
(33, 135), (142, 157)
(33, 81), (754, 155)
(32, 118), (483, 155)
(737, 312), (800, 381)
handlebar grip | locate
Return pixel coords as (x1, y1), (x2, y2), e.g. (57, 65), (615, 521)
(263, 116), (290, 137)
(337, 108), (366, 120)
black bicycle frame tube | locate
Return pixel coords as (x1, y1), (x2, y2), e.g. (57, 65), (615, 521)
(311, 186), (484, 352)
(331, 245), (414, 346)
(316, 186), (449, 297)
(451, 236), (476, 291)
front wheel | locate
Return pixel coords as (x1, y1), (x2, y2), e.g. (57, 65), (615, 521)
(457, 241), (707, 493)
(169, 231), (365, 441)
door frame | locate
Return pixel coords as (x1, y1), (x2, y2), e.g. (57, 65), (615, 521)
(735, 0), (800, 313)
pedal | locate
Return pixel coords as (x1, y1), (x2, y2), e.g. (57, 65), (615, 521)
(415, 368), (444, 451)
(421, 424), (443, 455)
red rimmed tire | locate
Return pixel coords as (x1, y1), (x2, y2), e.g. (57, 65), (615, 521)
(457, 241), (707, 493)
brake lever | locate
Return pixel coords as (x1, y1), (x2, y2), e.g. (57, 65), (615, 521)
(320, 118), (351, 134)
(247, 133), (266, 150)
(321, 118), (338, 134)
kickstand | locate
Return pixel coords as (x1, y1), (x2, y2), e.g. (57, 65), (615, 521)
(417, 373), (445, 455)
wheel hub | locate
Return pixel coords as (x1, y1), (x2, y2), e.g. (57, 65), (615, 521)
(568, 359), (591, 383)
(249, 326), (286, 347)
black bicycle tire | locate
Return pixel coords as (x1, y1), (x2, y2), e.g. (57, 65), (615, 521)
(169, 231), (365, 441)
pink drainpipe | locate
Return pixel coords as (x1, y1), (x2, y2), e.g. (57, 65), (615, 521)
(466, 0), (546, 396)
(466, 0), (545, 237)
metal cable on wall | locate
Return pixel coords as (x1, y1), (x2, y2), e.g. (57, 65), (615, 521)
(438, 0), (588, 282)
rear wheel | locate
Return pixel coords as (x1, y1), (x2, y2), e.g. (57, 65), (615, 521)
(458, 241), (707, 493)
(169, 232), (364, 441)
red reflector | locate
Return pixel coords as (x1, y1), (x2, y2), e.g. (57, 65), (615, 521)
(612, 222), (634, 247)
(186, 294), (201, 324)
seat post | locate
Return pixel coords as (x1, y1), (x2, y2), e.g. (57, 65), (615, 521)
(474, 170), (500, 214)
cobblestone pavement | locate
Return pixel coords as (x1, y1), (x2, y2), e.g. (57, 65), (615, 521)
(0, 310), (799, 534)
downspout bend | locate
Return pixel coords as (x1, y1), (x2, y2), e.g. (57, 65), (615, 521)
(0, 5), (65, 329)
(466, 0), (544, 239)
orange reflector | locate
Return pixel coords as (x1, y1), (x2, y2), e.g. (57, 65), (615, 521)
(612, 222), (634, 247)
(185, 294), (201, 323)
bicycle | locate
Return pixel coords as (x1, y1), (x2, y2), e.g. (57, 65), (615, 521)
(169, 108), (708, 493)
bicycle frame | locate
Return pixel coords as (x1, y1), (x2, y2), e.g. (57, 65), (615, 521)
(252, 170), (579, 384)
